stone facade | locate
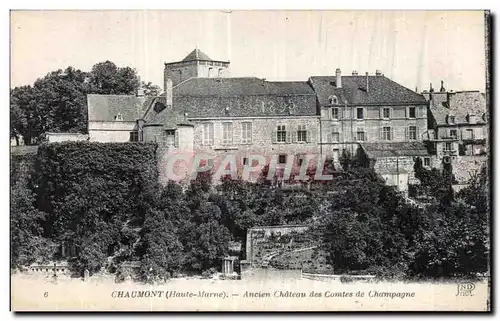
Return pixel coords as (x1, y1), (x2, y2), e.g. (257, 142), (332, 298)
(85, 49), (490, 193)
(425, 89), (488, 160)
(320, 104), (428, 162)
(190, 116), (320, 157)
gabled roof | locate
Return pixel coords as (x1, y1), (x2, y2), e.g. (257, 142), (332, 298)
(169, 77), (317, 117)
(361, 142), (429, 158)
(87, 94), (153, 122)
(182, 48), (213, 62)
(429, 91), (487, 126)
(309, 75), (427, 106)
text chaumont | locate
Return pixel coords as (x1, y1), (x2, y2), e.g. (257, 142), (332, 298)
(111, 290), (227, 299)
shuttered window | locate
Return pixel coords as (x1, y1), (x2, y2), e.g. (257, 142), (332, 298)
(331, 107), (339, 120)
(202, 123), (214, 145)
(409, 107), (416, 118)
(356, 108), (364, 120)
(297, 125), (307, 142)
(222, 122), (233, 145)
(356, 128), (366, 141)
(241, 122), (252, 144)
(408, 126), (417, 140)
(382, 127), (392, 141)
(383, 108), (390, 119)
(165, 130), (175, 146)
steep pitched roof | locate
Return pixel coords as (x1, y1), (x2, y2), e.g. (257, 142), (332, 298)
(87, 94), (153, 122)
(309, 75), (427, 106)
(144, 96), (190, 128)
(361, 142), (429, 158)
(170, 77), (317, 117)
(429, 91), (487, 126)
(182, 48), (213, 62)
(173, 77), (315, 96)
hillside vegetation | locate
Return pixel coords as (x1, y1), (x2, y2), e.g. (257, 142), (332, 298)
(11, 144), (489, 280)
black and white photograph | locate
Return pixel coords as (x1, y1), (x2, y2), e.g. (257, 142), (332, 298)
(9, 9), (491, 311)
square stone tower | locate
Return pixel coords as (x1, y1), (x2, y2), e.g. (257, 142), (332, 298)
(164, 48), (230, 90)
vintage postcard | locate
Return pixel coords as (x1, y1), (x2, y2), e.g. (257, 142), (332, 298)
(10, 10), (491, 311)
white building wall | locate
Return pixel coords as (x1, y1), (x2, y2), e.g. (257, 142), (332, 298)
(88, 121), (136, 142)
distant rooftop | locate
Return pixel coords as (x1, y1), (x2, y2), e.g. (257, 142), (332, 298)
(182, 48), (213, 62)
(166, 48), (229, 65)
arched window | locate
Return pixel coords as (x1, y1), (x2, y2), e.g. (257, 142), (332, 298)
(328, 95), (338, 105)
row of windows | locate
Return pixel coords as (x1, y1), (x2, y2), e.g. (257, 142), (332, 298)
(131, 125), (421, 144)
(329, 106), (419, 120)
(202, 122), (253, 146)
(274, 124), (310, 143)
(330, 126), (420, 142)
(444, 142), (456, 151)
(201, 123), (312, 146)
(443, 129), (475, 140)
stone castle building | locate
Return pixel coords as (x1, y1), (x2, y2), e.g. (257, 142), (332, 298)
(422, 81), (488, 184)
(85, 48), (487, 190)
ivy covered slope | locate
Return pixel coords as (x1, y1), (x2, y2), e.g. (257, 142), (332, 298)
(32, 142), (158, 272)
(11, 149), (53, 267)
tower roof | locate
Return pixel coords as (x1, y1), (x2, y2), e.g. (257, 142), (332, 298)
(182, 48), (213, 62)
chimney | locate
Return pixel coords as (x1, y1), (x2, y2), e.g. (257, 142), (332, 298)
(166, 78), (173, 107)
(440, 80), (446, 92)
(352, 70), (358, 76)
(365, 72), (369, 92)
(335, 68), (342, 88)
(375, 69), (382, 76)
(137, 76), (144, 96)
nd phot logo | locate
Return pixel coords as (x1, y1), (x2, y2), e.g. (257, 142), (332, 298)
(456, 282), (475, 297)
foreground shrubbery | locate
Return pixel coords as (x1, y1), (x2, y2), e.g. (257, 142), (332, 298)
(314, 163), (489, 278)
(10, 145), (489, 279)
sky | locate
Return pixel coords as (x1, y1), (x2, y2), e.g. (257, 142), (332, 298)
(10, 10), (487, 92)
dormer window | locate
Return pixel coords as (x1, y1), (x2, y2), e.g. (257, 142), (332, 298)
(468, 114), (477, 124)
(115, 113), (123, 121)
(448, 115), (455, 124)
(328, 95), (338, 105)
(153, 101), (166, 113)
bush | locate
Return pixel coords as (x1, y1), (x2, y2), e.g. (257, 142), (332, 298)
(201, 267), (218, 279)
(32, 141), (158, 273)
(11, 152), (55, 267)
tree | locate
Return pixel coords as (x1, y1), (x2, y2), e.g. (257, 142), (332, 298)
(10, 86), (39, 145)
(410, 202), (488, 277)
(413, 156), (423, 177)
(10, 61), (149, 144)
(339, 148), (365, 171)
(10, 154), (55, 267)
(89, 61), (140, 95)
(141, 81), (161, 96)
(139, 210), (184, 281)
(314, 167), (412, 276)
